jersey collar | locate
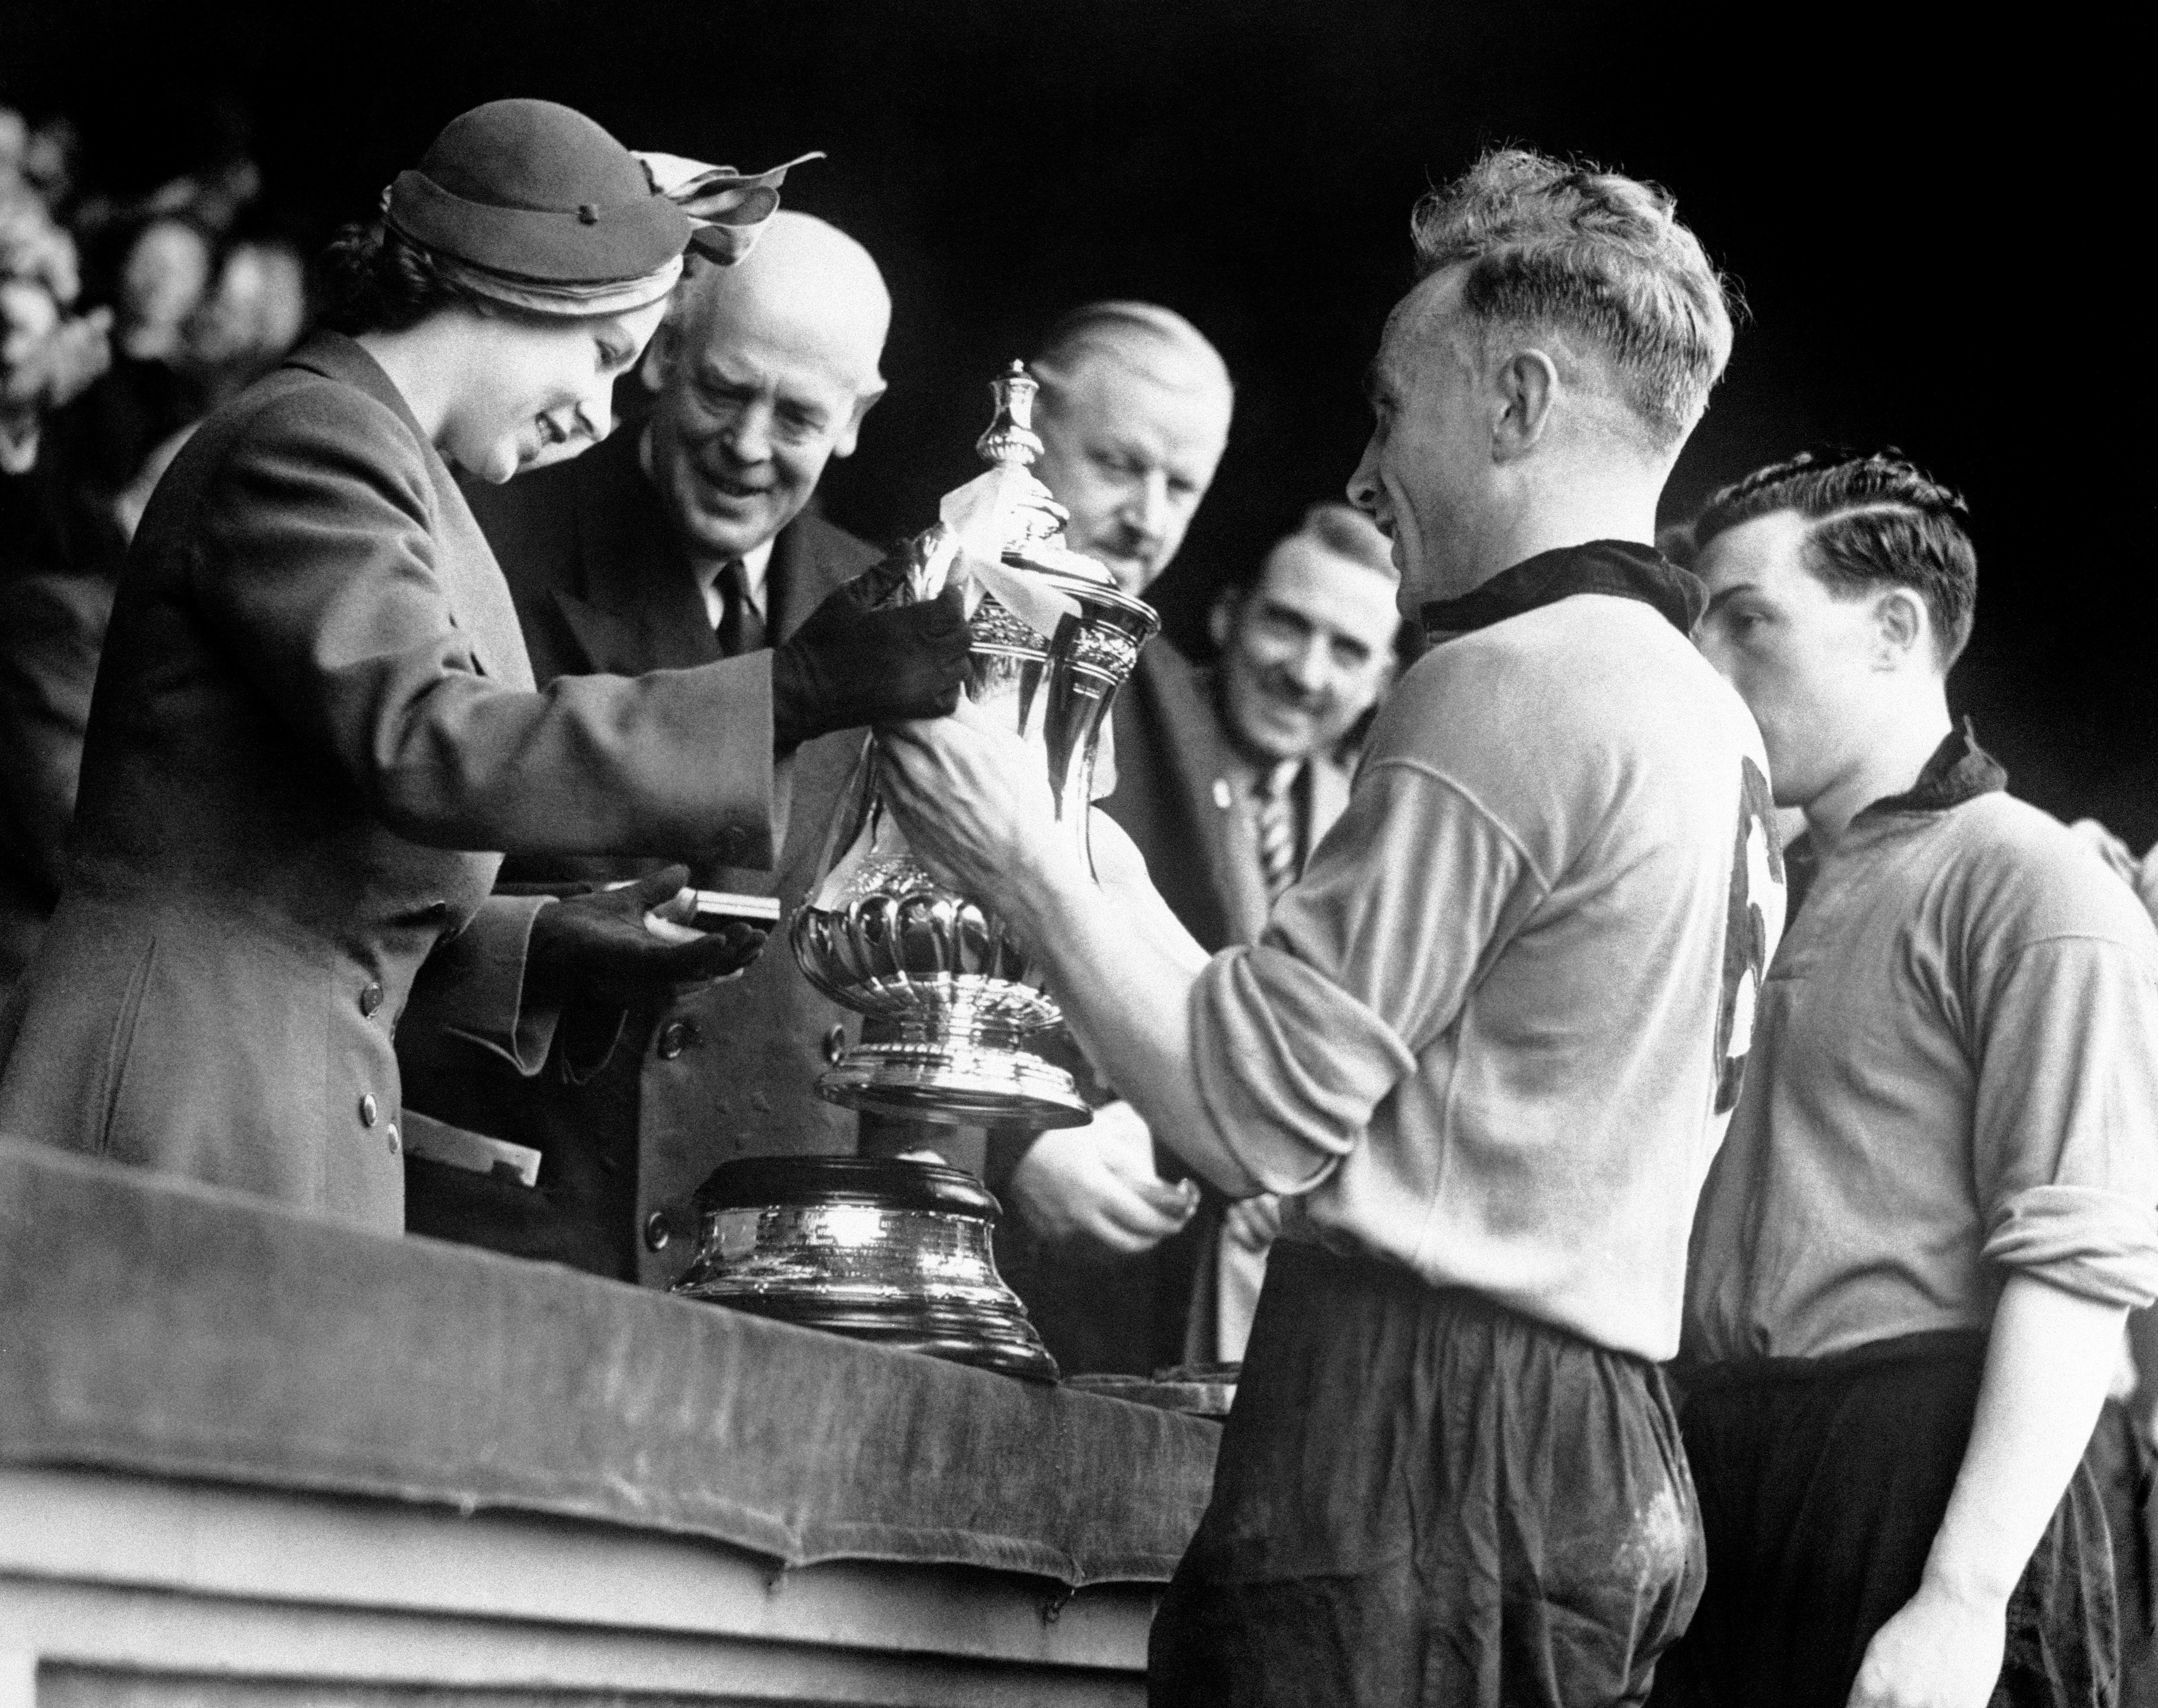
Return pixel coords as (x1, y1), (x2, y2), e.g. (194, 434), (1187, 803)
(1856, 719), (2007, 821)
(1420, 539), (1704, 643)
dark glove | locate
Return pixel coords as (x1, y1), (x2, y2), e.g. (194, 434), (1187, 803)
(770, 574), (970, 752)
(523, 865), (766, 1009)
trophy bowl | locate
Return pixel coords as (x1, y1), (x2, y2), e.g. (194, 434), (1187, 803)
(790, 362), (1159, 1128)
(671, 1154), (1059, 1383)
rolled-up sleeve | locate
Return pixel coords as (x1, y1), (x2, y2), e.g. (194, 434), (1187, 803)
(1188, 760), (1544, 1194)
(1973, 934), (2158, 1308)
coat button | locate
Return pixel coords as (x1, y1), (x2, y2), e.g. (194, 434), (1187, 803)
(823, 1023), (848, 1067)
(643, 1212), (671, 1253)
(656, 1019), (695, 1059)
(360, 982), (383, 1017)
(1212, 778), (1234, 811)
(386, 1122), (400, 1154)
(359, 1094), (378, 1127)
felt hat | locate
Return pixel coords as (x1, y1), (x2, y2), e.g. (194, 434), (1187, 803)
(384, 99), (689, 289)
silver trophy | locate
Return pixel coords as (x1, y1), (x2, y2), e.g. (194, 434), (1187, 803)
(790, 362), (1159, 1128)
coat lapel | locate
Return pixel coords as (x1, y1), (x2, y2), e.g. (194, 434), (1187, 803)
(1141, 650), (1274, 944)
(566, 429), (717, 673)
(765, 511), (874, 645)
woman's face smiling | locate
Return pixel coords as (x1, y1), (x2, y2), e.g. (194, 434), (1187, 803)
(442, 298), (669, 483)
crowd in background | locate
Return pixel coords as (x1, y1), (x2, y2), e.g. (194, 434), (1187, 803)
(1, 101), (307, 997)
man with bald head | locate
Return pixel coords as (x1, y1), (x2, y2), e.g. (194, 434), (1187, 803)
(398, 212), (956, 1282)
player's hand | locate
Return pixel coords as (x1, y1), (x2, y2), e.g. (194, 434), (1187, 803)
(524, 865), (766, 1007)
(1223, 1193), (1283, 1253)
(1845, 1583), (2005, 1708)
(878, 695), (1071, 910)
(770, 575), (969, 751)
(1007, 1100), (1199, 1257)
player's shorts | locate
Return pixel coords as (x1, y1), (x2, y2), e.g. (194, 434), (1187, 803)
(1148, 1243), (1706, 1707)
(1650, 1330), (2118, 1708)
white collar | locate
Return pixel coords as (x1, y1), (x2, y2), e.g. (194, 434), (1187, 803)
(692, 535), (777, 631)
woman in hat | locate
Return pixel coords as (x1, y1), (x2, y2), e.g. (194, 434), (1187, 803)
(0, 100), (968, 1234)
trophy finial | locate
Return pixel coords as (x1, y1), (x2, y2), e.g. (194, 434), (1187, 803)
(975, 360), (1046, 469)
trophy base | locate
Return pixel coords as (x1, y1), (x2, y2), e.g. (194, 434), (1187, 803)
(671, 1156), (1060, 1384)
(816, 1039), (1092, 1129)
(694, 1295), (1059, 1383)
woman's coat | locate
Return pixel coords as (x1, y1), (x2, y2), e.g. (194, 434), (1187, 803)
(0, 332), (778, 1234)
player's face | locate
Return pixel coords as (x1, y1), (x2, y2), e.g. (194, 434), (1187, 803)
(1349, 269), (1490, 618)
(1033, 359), (1230, 596)
(644, 309), (876, 561)
(1694, 510), (1886, 811)
(1217, 538), (1399, 764)
(442, 300), (666, 485)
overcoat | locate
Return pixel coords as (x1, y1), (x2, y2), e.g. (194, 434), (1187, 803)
(0, 333), (776, 1234)
(394, 424), (880, 1282)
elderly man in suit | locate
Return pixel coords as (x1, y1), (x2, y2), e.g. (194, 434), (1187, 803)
(987, 306), (1378, 1376)
(397, 212), (906, 1283)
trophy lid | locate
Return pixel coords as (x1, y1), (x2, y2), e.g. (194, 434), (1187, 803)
(974, 361), (1119, 590)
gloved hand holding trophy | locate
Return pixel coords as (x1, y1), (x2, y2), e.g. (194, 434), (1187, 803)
(672, 363), (1159, 1381)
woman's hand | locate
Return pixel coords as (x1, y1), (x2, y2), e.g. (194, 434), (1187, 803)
(524, 865), (766, 1007)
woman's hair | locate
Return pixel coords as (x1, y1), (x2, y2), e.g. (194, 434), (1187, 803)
(1693, 448), (1977, 667)
(312, 221), (492, 335)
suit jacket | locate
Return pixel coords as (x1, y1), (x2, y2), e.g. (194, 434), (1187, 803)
(990, 637), (1355, 1375)
(0, 333), (776, 1234)
(396, 423), (882, 1283)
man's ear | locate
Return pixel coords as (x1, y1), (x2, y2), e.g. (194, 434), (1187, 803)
(833, 383), (886, 460)
(1871, 586), (1930, 668)
(1207, 587), (1242, 652)
(1491, 347), (1560, 462)
(634, 319), (678, 395)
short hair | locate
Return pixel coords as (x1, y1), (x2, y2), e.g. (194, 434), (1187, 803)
(1289, 500), (1394, 578)
(1030, 300), (1233, 409)
(1693, 448), (1978, 667)
(1227, 501), (1394, 598)
(1410, 148), (1735, 449)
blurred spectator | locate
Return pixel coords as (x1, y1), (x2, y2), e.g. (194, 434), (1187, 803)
(1, 105), (306, 1002)
(1, 106), (112, 474)
(113, 215), (214, 363)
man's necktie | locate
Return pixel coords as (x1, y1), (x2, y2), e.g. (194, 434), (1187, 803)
(713, 559), (766, 657)
(1255, 761), (1304, 903)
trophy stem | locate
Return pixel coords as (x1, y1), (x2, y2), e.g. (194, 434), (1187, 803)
(819, 1020), (1091, 1128)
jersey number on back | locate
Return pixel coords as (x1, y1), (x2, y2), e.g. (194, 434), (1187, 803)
(1714, 756), (1785, 1114)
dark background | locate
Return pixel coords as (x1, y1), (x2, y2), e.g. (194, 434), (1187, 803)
(7, 1), (2146, 840)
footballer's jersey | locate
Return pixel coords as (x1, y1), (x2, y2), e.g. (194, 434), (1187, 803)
(1684, 733), (2158, 1364)
(1186, 541), (1783, 1361)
